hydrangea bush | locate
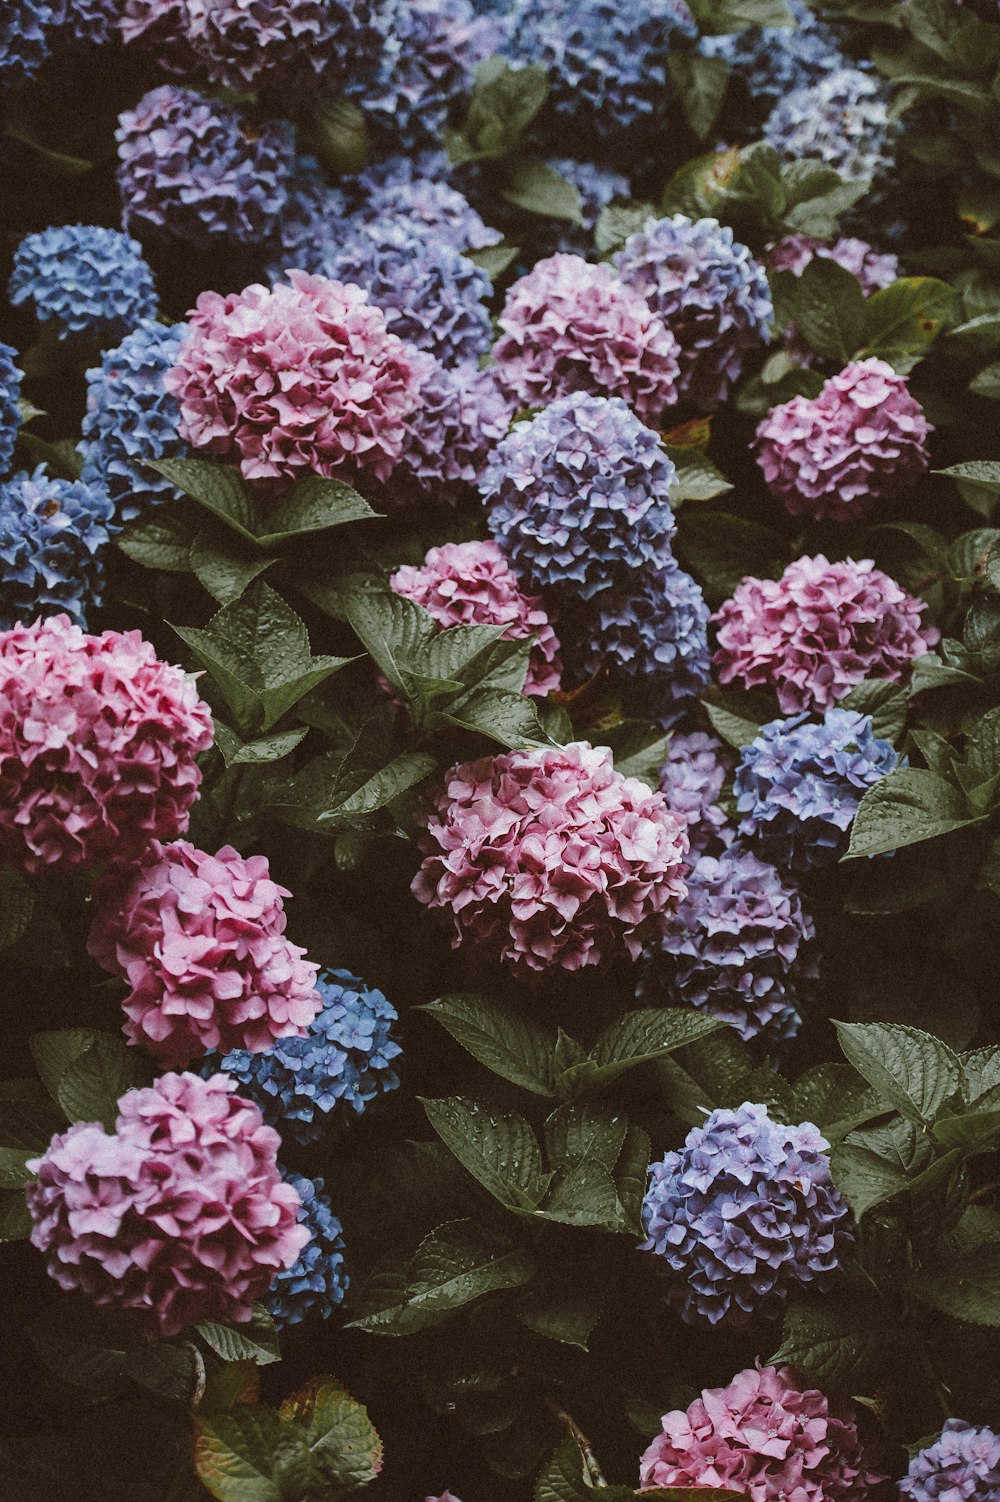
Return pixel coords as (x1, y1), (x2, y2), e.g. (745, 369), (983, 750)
(4, 2), (1000, 1498)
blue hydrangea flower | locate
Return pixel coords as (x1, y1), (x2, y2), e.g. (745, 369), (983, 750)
(353, 179), (500, 253)
(645, 843), (816, 1044)
(9, 226), (157, 343)
(764, 67), (897, 184)
(578, 563), (710, 727)
(0, 466), (114, 629)
(506, 0), (696, 139)
(545, 158), (630, 257)
(481, 393), (676, 600)
(328, 221), (493, 366)
(342, 148), (456, 208)
(79, 321), (187, 527)
(0, 345), (24, 482)
(117, 86), (295, 248)
(640, 1102), (853, 1326)
(266, 1174), (348, 1331)
(266, 155), (350, 282)
(0, 0), (52, 81)
(615, 215), (772, 412)
(700, 0), (845, 108)
(209, 968), (401, 1147)
(734, 709), (899, 871)
(658, 731), (734, 858)
(900, 1420), (1000, 1502)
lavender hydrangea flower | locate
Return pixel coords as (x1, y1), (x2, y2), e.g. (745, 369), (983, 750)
(734, 709), (899, 871)
(48, 0), (117, 48)
(481, 393), (677, 601)
(658, 731), (734, 857)
(9, 226), (157, 342)
(768, 235), (899, 295)
(615, 215), (773, 411)
(0, 345), (24, 481)
(265, 156), (349, 281)
(80, 321), (187, 526)
(646, 843), (816, 1044)
(641, 1102), (853, 1326)
(0, 466), (114, 629)
(266, 1174), (348, 1331)
(764, 67), (897, 184)
(390, 354), (511, 505)
(900, 1421), (1000, 1502)
(0, 0), (52, 80)
(351, 179), (500, 252)
(700, 0), (845, 107)
(209, 968), (402, 1147)
(117, 86), (295, 248)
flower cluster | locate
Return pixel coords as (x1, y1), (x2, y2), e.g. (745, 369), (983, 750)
(657, 732), (734, 858)
(27, 1072), (307, 1338)
(615, 215), (773, 411)
(356, 178), (500, 252)
(699, 0), (845, 105)
(900, 1421), (1000, 1502)
(210, 968), (401, 1146)
(89, 840), (322, 1067)
(641, 1106), (852, 1326)
(0, 615), (212, 873)
(390, 540), (562, 697)
(412, 742), (689, 974)
(490, 254), (681, 420)
(390, 355), (511, 505)
(0, 466), (113, 629)
(756, 359), (931, 522)
(266, 1173), (348, 1330)
(0, 344), (24, 480)
(713, 554), (937, 714)
(768, 234), (900, 294)
(0, 0), (51, 80)
(481, 393), (677, 601)
(764, 67), (897, 184)
(166, 272), (424, 486)
(734, 709), (899, 871)
(9, 225), (157, 342)
(640, 1363), (876, 1501)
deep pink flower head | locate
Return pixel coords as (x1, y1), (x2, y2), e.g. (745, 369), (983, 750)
(166, 270), (424, 487)
(27, 1071), (308, 1339)
(89, 840), (322, 1067)
(412, 742), (688, 974)
(491, 253), (681, 421)
(0, 614), (212, 874)
(390, 541), (562, 698)
(755, 359), (931, 522)
(640, 1363), (879, 1502)
(713, 554), (938, 714)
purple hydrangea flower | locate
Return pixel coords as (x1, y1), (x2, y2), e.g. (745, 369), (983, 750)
(615, 215), (773, 412)
(341, 148), (456, 207)
(390, 353), (511, 505)
(0, 345), (24, 481)
(641, 1102), (853, 1326)
(900, 1421), (1000, 1502)
(764, 67), (897, 184)
(658, 731), (734, 858)
(734, 709), (899, 871)
(646, 843), (816, 1044)
(117, 86), (295, 248)
(768, 234), (899, 295)
(0, 466), (114, 629)
(48, 0), (117, 47)
(265, 155), (349, 282)
(9, 226), (157, 342)
(699, 0), (845, 107)
(351, 178), (500, 253)
(0, 0), (52, 80)
(80, 321), (187, 526)
(266, 1173), (348, 1331)
(481, 393), (676, 600)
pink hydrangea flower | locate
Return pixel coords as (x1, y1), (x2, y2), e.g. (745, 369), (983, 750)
(412, 742), (689, 974)
(27, 1071), (308, 1338)
(639, 1363), (879, 1502)
(768, 235), (899, 295)
(713, 554), (938, 714)
(491, 253), (681, 421)
(0, 614), (212, 874)
(89, 840), (322, 1067)
(390, 540), (562, 697)
(166, 270), (424, 487)
(755, 359), (931, 522)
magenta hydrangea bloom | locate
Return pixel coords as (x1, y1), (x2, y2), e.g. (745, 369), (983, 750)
(89, 840), (322, 1068)
(389, 353), (512, 505)
(640, 1363), (878, 1501)
(412, 742), (688, 974)
(713, 554), (938, 714)
(166, 271), (423, 488)
(27, 1072), (308, 1339)
(756, 359), (932, 522)
(0, 614), (212, 874)
(768, 235), (899, 295)
(390, 541), (562, 697)
(491, 253), (681, 421)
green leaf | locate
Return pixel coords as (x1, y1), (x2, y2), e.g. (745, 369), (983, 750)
(149, 458), (258, 543)
(467, 240), (521, 279)
(770, 1298), (898, 1386)
(599, 722), (672, 789)
(278, 1376), (383, 1494)
(971, 361), (1000, 399)
(692, 0), (795, 33)
(913, 1242), (1000, 1325)
(215, 725), (308, 767)
(345, 582), (435, 695)
(305, 96), (367, 176)
(834, 1020), (962, 1125)
(0, 864), (34, 952)
(703, 700), (762, 750)
(318, 752), (437, 825)
(839, 680), (909, 743)
(0, 1147), (35, 1188)
(844, 767), (975, 859)
(421, 994), (555, 1096)
(191, 539), (272, 605)
(861, 276), (958, 359)
(514, 1281), (604, 1350)
(28, 1300), (138, 1397)
(933, 1106), (1000, 1150)
(676, 511), (785, 603)
(795, 257), (867, 363)
(420, 1096), (549, 1211)
(30, 1030), (145, 1129)
(442, 687), (556, 749)
(451, 57), (549, 163)
(196, 1307), (281, 1366)
(667, 452), (735, 504)
(613, 1123), (652, 1236)
(194, 1409), (285, 1502)
(830, 1140), (910, 1218)
(793, 1063), (882, 1142)
(0, 1189), (32, 1242)
(557, 1010), (723, 1098)
(937, 460), (1000, 493)
(668, 50), (729, 140)
(595, 201), (657, 255)
(910, 654), (983, 694)
(500, 160), (584, 224)
(255, 475), (378, 547)
(2, 126), (92, 174)
(117, 514), (194, 573)
(124, 1342), (204, 1405)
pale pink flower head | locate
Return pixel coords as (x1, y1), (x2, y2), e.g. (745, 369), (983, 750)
(712, 554), (938, 714)
(412, 742), (689, 975)
(767, 235), (899, 295)
(166, 270), (424, 487)
(640, 1363), (880, 1502)
(390, 540), (562, 698)
(27, 1071), (308, 1338)
(89, 840), (322, 1067)
(755, 358), (931, 522)
(491, 253), (681, 421)
(0, 614), (212, 873)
